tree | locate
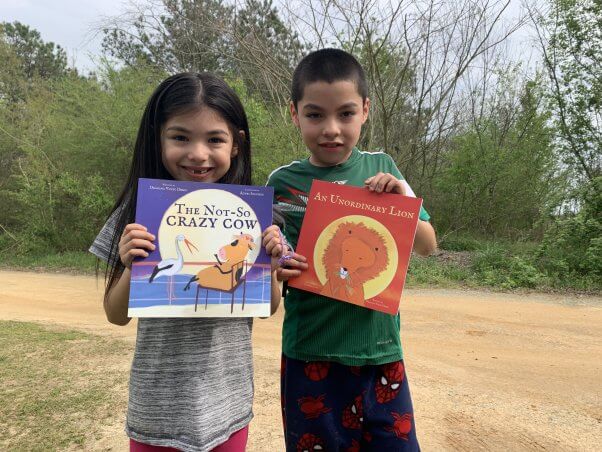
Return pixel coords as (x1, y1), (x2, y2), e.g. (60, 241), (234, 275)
(525, 0), (601, 287)
(102, 0), (233, 72)
(529, 0), (601, 183)
(101, 0), (304, 84)
(276, 0), (527, 194)
(0, 22), (73, 242)
(0, 22), (69, 80)
(99, 0), (529, 192)
(230, 0), (306, 105)
(432, 72), (557, 237)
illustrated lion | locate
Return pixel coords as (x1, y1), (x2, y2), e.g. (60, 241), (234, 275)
(319, 221), (389, 306)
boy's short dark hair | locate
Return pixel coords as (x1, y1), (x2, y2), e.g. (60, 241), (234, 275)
(291, 48), (369, 107)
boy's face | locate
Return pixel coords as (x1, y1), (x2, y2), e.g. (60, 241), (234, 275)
(291, 80), (369, 167)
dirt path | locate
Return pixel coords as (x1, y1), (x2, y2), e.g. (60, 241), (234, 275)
(1, 270), (601, 451)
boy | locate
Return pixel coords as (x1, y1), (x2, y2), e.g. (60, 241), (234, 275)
(266, 48), (437, 451)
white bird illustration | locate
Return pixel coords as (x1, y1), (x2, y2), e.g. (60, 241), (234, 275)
(149, 234), (198, 303)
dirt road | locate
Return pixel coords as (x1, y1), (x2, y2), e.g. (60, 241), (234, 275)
(1, 270), (600, 451)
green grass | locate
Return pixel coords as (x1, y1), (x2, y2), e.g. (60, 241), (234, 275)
(0, 251), (98, 274)
(439, 232), (540, 255)
(438, 233), (484, 252)
(0, 321), (132, 451)
(406, 255), (472, 288)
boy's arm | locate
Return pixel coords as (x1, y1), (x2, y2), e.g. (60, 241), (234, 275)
(365, 169), (437, 256)
(414, 220), (437, 256)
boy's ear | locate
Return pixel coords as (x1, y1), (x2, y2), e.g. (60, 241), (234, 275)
(231, 130), (245, 158)
(290, 101), (300, 127)
(361, 97), (370, 124)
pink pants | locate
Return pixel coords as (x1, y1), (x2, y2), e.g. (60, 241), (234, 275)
(129, 426), (249, 452)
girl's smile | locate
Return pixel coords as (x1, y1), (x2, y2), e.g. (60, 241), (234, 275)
(161, 107), (239, 183)
(181, 165), (216, 180)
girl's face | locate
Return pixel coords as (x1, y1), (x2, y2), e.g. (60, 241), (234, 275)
(161, 107), (240, 183)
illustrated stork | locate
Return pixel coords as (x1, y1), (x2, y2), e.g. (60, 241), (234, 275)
(149, 234), (198, 303)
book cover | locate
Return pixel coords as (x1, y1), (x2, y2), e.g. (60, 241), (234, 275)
(129, 178), (273, 317)
(288, 180), (422, 315)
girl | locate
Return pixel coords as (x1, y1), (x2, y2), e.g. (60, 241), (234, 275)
(90, 72), (293, 452)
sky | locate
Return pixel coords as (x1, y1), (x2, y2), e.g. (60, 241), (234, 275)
(1, 0), (539, 75)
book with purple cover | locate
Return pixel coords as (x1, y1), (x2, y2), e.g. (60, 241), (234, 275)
(129, 178), (273, 317)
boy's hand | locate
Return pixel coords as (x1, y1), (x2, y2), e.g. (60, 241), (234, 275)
(364, 172), (407, 195)
(276, 253), (308, 281)
(119, 223), (155, 269)
(262, 225), (309, 278)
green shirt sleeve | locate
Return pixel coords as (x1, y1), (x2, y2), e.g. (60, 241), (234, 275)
(386, 154), (430, 222)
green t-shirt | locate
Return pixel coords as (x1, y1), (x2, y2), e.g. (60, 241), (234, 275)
(266, 148), (430, 366)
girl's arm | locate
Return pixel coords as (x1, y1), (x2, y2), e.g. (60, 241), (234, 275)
(270, 269), (282, 315)
(263, 225), (285, 315)
(104, 268), (132, 325)
(105, 223), (155, 325)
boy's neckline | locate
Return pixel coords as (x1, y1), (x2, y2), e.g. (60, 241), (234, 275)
(304, 147), (360, 169)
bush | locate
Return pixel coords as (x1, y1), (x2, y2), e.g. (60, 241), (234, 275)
(439, 233), (484, 251)
(537, 177), (602, 286)
(471, 245), (543, 289)
(0, 64), (165, 255)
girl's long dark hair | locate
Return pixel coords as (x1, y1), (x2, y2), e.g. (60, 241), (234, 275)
(104, 72), (252, 294)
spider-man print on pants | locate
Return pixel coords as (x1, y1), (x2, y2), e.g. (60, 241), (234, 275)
(281, 355), (420, 451)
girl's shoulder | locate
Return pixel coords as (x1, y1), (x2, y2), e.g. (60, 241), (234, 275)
(89, 205), (125, 263)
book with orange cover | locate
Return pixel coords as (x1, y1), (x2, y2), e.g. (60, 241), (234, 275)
(288, 180), (422, 315)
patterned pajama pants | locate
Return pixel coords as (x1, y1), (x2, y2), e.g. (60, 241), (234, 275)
(281, 354), (420, 451)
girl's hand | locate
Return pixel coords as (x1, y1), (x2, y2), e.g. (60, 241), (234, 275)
(119, 223), (156, 269)
(262, 225), (287, 272)
(364, 172), (407, 194)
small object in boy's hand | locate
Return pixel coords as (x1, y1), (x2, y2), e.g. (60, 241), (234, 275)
(278, 254), (293, 267)
(277, 229), (293, 267)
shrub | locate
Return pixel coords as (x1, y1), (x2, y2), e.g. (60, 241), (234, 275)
(471, 245), (543, 289)
(439, 233), (484, 251)
(537, 177), (602, 285)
